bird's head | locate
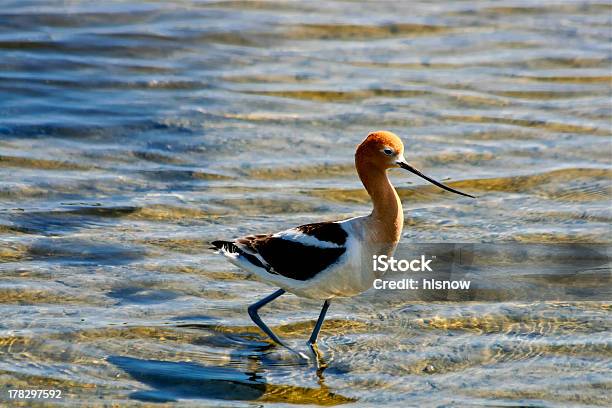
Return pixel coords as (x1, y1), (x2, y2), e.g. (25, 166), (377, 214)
(356, 130), (475, 198)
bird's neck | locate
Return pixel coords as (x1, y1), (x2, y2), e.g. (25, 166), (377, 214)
(357, 163), (404, 246)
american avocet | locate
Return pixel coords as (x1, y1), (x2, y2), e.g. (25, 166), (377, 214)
(212, 131), (473, 358)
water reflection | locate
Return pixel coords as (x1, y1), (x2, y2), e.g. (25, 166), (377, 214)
(109, 356), (266, 402)
(109, 350), (355, 405)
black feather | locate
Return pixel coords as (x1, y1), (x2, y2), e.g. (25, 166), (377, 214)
(211, 240), (233, 250)
(211, 239), (272, 273)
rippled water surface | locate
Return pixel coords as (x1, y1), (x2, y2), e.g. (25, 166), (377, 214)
(1, 0), (611, 406)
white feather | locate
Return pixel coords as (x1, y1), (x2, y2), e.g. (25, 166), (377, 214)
(272, 228), (342, 248)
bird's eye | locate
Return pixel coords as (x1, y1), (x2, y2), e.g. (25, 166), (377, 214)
(383, 148), (394, 156)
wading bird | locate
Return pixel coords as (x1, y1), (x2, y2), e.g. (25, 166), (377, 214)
(211, 131), (474, 359)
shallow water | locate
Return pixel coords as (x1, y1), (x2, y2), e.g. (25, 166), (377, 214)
(1, 0), (611, 406)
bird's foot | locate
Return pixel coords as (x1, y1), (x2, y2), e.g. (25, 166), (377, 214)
(277, 342), (310, 362)
(292, 348), (311, 362)
(308, 342), (328, 371)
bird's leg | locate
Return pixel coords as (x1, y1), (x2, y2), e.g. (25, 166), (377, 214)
(248, 289), (308, 360)
(248, 289), (286, 345)
(308, 299), (331, 345)
(308, 299), (331, 369)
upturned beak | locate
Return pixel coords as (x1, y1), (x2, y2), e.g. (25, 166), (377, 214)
(397, 159), (475, 198)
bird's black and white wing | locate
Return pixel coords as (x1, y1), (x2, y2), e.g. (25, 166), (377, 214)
(211, 221), (348, 281)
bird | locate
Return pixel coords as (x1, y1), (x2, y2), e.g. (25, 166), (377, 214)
(211, 131), (474, 359)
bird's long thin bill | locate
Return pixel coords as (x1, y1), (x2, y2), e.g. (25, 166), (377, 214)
(398, 161), (475, 198)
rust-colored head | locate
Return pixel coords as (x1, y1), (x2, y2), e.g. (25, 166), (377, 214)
(355, 130), (405, 171)
(355, 130), (475, 198)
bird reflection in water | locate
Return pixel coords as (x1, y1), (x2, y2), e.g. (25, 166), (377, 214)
(108, 330), (353, 405)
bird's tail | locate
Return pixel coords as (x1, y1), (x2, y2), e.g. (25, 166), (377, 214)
(210, 240), (269, 272)
(210, 240), (239, 253)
